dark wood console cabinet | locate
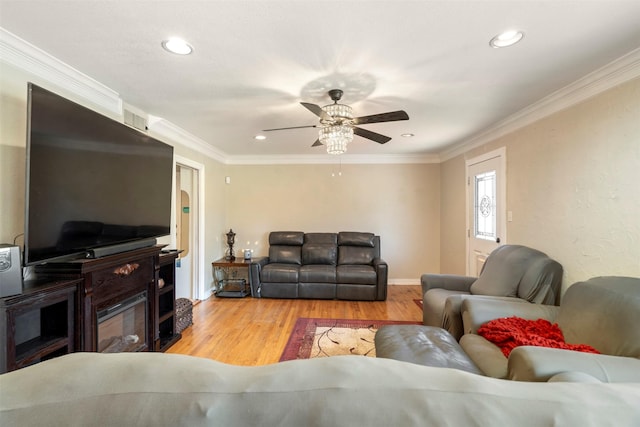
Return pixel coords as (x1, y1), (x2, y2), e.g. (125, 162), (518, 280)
(1, 246), (181, 373)
(0, 277), (80, 373)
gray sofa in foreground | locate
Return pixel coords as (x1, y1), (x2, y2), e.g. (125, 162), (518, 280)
(1, 352), (639, 426)
(250, 231), (387, 300)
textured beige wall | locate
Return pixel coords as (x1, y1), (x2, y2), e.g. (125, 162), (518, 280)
(439, 155), (467, 274)
(0, 63), (55, 245)
(441, 77), (640, 289)
(222, 163), (441, 281)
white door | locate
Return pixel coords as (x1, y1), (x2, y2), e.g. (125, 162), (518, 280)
(466, 148), (506, 276)
(174, 161), (204, 300)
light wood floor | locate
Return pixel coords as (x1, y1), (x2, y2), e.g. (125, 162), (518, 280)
(167, 285), (423, 365)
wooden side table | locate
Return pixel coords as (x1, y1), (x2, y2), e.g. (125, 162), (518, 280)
(212, 258), (255, 298)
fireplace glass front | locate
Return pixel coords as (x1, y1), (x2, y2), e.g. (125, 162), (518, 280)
(97, 291), (147, 353)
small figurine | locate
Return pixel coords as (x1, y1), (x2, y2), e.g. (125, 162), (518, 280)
(226, 229), (236, 260)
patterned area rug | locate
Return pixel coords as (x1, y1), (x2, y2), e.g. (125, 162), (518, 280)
(280, 318), (421, 361)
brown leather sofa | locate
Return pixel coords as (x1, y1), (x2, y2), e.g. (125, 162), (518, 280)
(249, 231), (387, 300)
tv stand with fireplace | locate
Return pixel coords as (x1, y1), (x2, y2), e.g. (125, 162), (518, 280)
(1, 246), (182, 373)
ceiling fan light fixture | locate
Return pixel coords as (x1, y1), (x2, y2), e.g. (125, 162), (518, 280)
(489, 30), (524, 48)
(319, 125), (353, 155)
(321, 103), (353, 122)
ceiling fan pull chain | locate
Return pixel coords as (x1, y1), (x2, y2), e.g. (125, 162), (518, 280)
(331, 159), (343, 177)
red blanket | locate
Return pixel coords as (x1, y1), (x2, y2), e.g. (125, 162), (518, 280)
(477, 316), (600, 357)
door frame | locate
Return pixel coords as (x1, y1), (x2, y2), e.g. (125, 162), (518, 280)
(174, 155), (206, 300)
(465, 147), (507, 276)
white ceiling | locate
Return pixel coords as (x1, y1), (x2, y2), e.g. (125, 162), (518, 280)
(1, 0), (640, 162)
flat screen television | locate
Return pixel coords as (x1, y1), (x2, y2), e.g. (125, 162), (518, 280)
(24, 83), (174, 266)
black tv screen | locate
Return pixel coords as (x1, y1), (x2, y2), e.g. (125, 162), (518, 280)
(24, 83), (174, 265)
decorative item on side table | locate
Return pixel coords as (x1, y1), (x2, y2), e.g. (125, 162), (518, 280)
(225, 229), (236, 261)
(243, 248), (252, 260)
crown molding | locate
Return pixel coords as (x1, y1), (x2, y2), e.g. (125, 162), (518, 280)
(147, 116), (227, 163)
(439, 48), (640, 162)
(0, 27), (122, 116)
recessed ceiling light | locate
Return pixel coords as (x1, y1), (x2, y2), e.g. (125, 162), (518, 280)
(489, 30), (524, 48)
(401, 133), (414, 138)
(161, 38), (193, 55)
(254, 135), (266, 140)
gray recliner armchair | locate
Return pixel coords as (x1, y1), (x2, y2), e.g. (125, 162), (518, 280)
(459, 276), (640, 381)
(422, 245), (563, 340)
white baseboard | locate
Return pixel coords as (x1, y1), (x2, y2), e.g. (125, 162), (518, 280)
(388, 279), (421, 286)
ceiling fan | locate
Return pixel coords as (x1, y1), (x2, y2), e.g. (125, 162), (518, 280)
(263, 89), (409, 154)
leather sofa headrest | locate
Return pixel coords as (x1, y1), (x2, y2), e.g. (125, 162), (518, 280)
(338, 232), (375, 247)
(269, 231), (304, 246)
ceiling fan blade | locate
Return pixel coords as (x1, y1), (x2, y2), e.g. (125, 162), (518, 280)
(353, 110), (409, 125)
(353, 127), (392, 144)
(311, 139), (323, 147)
(301, 102), (331, 121)
(262, 124), (317, 131)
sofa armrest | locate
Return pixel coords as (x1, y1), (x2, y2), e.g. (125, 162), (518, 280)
(508, 346), (640, 383)
(373, 257), (388, 301)
(420, 274), (476, 296)
(442, 295), (528, 340)
(249, 257), (270, 297)
(461, 297), (559, 335)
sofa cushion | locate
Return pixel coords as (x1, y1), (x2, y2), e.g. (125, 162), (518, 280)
(470, 245), (544, 298)
(305, 233), (338, 245)
(269, 231), (304, 246)
(555, 276), (640, 357)
(338, 232), (375, 247)
(375, 325), (484, 375)
(516, 255), (563, 304)
(302, 244), (337, 265)
(336, 265), (376, 284)
(299, 282), (336, 299)
(269, 246), (302, 265)
(299, 265), (336, 283)
(338, 246), (375, 265)
(261, 263), (299, 282)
